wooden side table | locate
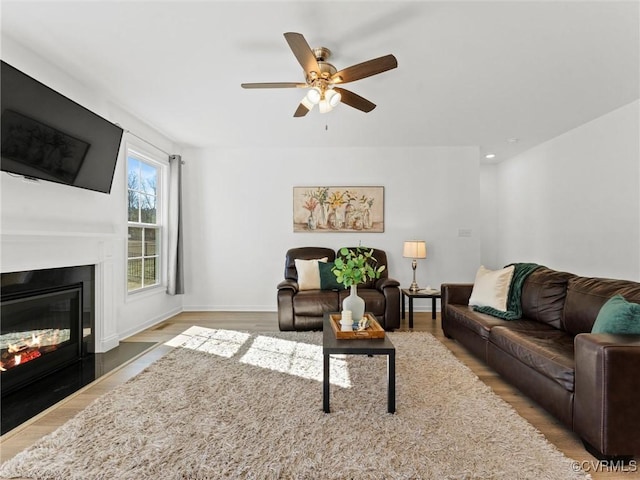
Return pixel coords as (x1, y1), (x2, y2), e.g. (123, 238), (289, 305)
(401, 288), (441, 328)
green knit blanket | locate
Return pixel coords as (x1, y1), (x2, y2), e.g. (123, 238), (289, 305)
(473, 263), (543, 320)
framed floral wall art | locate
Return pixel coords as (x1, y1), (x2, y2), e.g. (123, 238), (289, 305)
(293, 186), (384, 233)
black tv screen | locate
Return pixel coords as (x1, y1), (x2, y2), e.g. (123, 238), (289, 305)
(1, 61), (123, 194)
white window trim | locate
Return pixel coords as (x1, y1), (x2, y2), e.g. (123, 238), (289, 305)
(125, 141), (169, 298)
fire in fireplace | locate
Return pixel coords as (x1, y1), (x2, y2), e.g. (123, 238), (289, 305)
(1, 328), (72, 371)
(1, 283), (83, 395)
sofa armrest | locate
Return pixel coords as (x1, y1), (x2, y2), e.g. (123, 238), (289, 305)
(574, 333), (640, 457)
(277, 279), (298, 331)
(381, 282), (400, 330)
(440, 283), (474, 339)
(372, 277), (400, 330)
(376, 276), (400, 291)
(277, 287), (296, 331)
(277, 279), (299, 293)
(441, 283), (474, 306)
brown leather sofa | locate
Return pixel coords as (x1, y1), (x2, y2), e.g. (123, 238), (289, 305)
(442, 267), (640, 459)
(277, 247), (400, 331)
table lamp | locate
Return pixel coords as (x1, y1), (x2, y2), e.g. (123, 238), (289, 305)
(403, 240), (427, 292)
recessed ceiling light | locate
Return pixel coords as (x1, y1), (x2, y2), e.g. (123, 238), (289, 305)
(485, 153), (496, 159)
(507, 138), (519, 143)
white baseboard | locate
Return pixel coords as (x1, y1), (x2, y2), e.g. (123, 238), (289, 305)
(118, 306), (184, 343)
(182, 305), (277, 312)
(97, 334), (120, 353)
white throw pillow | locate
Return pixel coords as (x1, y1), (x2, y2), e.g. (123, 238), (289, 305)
(295, 257), (328, 290)
(468, 265), (515, 312)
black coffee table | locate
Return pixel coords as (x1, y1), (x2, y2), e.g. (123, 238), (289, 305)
(322, 312), (396, 414)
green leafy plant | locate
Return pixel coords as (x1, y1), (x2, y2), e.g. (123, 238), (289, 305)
(332, 247), (386, 288)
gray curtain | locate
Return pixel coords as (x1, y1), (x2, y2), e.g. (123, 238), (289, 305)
(167, 154), (184, 295)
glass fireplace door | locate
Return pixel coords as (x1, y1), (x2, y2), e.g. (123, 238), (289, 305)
(1, 284), (82, 395)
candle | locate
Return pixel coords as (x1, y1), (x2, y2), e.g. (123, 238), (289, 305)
(340, 310), (353, 330)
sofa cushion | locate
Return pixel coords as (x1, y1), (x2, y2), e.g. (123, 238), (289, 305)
(445, 305), (512, 340)
(293, 290), (339, 316)
(591, 294), (640, 334)
(318, 262), (345, 290)
(489, 324), (575, 392)
(521, 267), (575, 329)
(468, 265), (514, 311)
(294, 257), (328, 290)
(564, 277), (640, 336)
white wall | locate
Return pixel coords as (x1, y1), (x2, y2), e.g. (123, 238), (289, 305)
(1, 36), (183, 343)
(479, 164), (499, 269)
(181, 146), (482, 311)
(494, 100), (640, 280)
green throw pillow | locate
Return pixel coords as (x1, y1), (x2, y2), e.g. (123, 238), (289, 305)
(318, 262), (345, 290)
(591, 294), (640, 334)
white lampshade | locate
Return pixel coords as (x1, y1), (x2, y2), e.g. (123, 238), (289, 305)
(403, 240), (427, 259)
(325, 89), (342, 107)
(306, 87), (321, 104)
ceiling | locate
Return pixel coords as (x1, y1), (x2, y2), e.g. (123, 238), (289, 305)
(2, 1), (639, 162)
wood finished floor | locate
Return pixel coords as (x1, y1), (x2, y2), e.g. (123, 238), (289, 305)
(1, 311), (638, 479)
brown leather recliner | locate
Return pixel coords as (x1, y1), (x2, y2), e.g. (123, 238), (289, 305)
(277, 247), (400, 331)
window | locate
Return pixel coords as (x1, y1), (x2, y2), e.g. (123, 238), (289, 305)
(127, 149), (162, 292)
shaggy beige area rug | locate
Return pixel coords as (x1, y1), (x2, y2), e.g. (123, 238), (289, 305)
(0, 329), (590, 480)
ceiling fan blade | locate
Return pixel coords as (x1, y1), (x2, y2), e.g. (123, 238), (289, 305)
(331, 54), (398, 84)
(284, 32), (321, 76)
(241, 82), (307, 89)
(334, 88), (376, 113)
(294, 102), (312, 117)
(294, 98), (317, 117)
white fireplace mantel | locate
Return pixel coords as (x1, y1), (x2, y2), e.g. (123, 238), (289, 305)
(1, 227), (119, 353)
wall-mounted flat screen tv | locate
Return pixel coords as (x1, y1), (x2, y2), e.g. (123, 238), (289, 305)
(1, 60), (123, 194)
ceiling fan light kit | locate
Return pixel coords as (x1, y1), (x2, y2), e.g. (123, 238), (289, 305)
(318, 99), (332, 114)
(306, 87), (322, 104)
(241, 32), (398, 117)
(325, 89), (341, 107)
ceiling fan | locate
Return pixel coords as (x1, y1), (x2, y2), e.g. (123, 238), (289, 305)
(241, 32), (398, 117)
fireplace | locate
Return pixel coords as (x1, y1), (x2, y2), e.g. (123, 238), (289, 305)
(1, 266), (94, 396)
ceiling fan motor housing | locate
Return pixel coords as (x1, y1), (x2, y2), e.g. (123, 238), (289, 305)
(306, 48), (337, 84)
(312, 47), (331, 62)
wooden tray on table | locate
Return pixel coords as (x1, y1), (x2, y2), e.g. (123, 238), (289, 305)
(329, 313), (385, 339)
